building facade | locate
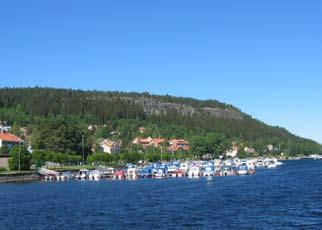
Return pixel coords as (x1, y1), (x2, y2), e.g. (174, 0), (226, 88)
(0, 131), (23, 150)
(99, 139), (122, 154)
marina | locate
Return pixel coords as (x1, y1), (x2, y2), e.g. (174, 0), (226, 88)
(38, 157), (284, 182)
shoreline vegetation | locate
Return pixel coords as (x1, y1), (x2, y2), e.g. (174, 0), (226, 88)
(0, 87), (322, 181)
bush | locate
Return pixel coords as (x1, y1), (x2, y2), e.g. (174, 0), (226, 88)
(8, 145), (31, 171)
(0, 145), (9, 155)
(0, 167), (8, 172)
(87, 152), (112, 165)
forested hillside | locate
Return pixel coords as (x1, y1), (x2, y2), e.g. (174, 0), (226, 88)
(0, 87), (321, 158)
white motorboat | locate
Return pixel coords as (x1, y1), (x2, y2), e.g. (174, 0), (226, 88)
(179, 163), (189, 174)
(76, 169), (89, 180)
(89, 170), (102, 181)
(126, 167), (138, 179)
(266, 160), (277, 169)
(167, 165), (178, 177)
(188, 165), (200, 178)
(256, 160), (266, 168)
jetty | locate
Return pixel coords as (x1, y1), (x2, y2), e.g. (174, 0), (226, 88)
(0, 172), (40, 183)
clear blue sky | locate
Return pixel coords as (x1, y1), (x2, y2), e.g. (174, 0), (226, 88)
(0, 0), (321, 143)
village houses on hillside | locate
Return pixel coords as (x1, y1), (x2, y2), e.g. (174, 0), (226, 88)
(99, 139), (122, 154)
(132, 136), (190, 152)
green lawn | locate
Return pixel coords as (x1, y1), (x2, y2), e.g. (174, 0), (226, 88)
(47, 164), (96, 172)
(0, 170), (36, 175)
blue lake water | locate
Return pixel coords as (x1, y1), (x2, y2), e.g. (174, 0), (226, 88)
(1, 160), (322, 229)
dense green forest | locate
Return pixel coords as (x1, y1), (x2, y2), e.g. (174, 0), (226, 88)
(0, 87), (321, 162)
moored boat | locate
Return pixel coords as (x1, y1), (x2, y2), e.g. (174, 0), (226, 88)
(188, 165), (200, 178)
(237, 164), (248, 176)
(256, 160), (266, 168)
(114, 170), (126, 180)
(221, 166), (235, 176)
(89, 170), (102, 181)
(139, 167), (152, 178)
(203, 165), (215, 177)
(179, 163), (189, 174)
(126, 164), (138, 179)
(167, 165), (178, 177)
(76, 169), (89, 180)
(266, 160), (277, 169)
(154, 168), (166, 178)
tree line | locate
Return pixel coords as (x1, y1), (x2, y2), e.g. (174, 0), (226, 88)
(0, 87), (321, 163)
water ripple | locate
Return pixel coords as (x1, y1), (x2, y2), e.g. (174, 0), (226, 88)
(1, 160), (322, 229)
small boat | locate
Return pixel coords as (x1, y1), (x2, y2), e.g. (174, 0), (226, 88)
(256, 160), (266, 168)
(246, 160), (256, 174)
(114, 170), (126, 180)
(221, 166), (234, 176)
(237, 164), (248, 176)
(126, 165), (138, 179)
(154, 168), (166, 178)
(188, 165), (200, 178)
(56, 174), (62, 181)
(167, 165), (178, 177)
(203, 165), (215, 177)
(179, 163), (189, 174)
(174, 169), (185, 177)
(89, 170), (102, 181)
(96, 166), (115, 178)
(76, 169), (89, 180)
(139, 167), (152, 178)
(272, 158), (283, 166)
(61, 172), (72, 181)
(266, 160), (277, 169)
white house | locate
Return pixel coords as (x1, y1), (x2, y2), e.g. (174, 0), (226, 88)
(225, 148), (238, 158)
(244, 147), (257, 154)
(99, 139), (122, 154)
(267, 144), (274, 152)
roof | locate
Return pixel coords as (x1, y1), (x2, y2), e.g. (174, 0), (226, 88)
(151, 138), (165, 144)
(138, 137), (153, 144)
(100, 139), (122, 147)
(169, 139), (189, 144)
(0, 132), (23, 143)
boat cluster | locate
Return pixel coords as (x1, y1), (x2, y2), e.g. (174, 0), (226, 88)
(41, 157), (283, 181)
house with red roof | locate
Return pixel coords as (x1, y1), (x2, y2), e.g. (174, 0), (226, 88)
(0, 131), (24, 169)
(132, 136), (165, 148)
(0, 131), (24, 150)
(168, 139), (190, 152)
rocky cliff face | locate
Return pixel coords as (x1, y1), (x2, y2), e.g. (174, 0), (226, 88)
(122, 96), (244, 120)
